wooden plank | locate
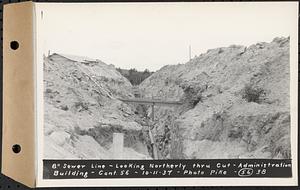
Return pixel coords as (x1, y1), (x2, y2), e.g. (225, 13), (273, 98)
(118, 98), (183, 105)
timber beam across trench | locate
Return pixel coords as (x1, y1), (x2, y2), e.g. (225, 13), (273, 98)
(118, 98), (183, 106)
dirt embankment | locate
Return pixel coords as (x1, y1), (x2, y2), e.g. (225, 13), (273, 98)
(140, 37), (291, 159)
(44, 53), (151, 159)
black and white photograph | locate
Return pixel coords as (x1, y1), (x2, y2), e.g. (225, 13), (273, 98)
(44, 38), (292, 160)
(34, 1), (298, 186)
(42, 3), (292, 160)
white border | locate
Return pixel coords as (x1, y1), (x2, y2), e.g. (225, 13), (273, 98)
(35, 2), (299, 187)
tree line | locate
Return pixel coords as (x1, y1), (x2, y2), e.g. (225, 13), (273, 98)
(116, 68), (153, 85)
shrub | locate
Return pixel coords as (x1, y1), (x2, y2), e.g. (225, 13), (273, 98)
(181, 84), (203, 108)
(191, 95), (202, 107)
(60, 105), (69, 111)
(242, 85), (265, 103)
(74, 102), (89, 112)
(45, 88), (52, 93)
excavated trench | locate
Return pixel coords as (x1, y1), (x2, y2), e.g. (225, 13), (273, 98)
(127, 96), (185, 159)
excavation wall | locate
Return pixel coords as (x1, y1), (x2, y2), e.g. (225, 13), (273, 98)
(44, 54), (151, 159)
(140, 37), (291, 159)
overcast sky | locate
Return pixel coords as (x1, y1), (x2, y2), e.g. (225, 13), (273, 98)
(37, 2), (297, 71)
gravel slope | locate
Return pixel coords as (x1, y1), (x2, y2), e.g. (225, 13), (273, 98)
(140, 37), (290, 159)
(44, 53), (151, 159)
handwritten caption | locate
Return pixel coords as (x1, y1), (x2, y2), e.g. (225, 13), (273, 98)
(43, 159), (292, 179)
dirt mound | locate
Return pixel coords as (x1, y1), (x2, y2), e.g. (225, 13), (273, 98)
(140, 37), (290, 159)
(44, 53), (151, 159)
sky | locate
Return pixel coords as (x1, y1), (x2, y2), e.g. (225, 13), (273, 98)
(37, 2), (297, 71)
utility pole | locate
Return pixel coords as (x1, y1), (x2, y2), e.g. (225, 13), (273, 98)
(189, 45), (192, 61)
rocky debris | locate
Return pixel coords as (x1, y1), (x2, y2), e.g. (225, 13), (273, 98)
(44, 53), (151, 159)
(140, 37), (291, 159)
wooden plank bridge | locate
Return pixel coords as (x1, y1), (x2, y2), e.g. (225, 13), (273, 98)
(118, 98), (183, 106)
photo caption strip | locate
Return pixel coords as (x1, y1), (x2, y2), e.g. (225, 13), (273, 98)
(43, 159), (292, 179)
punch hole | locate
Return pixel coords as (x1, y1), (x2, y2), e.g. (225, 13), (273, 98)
(12, 144), (21, 154)
(10, 41), (19, 50)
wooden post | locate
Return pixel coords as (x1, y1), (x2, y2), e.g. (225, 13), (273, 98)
(149, 128), (158, 159)
(113, 133), (124, 159)
(149, 103), (159, 159)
